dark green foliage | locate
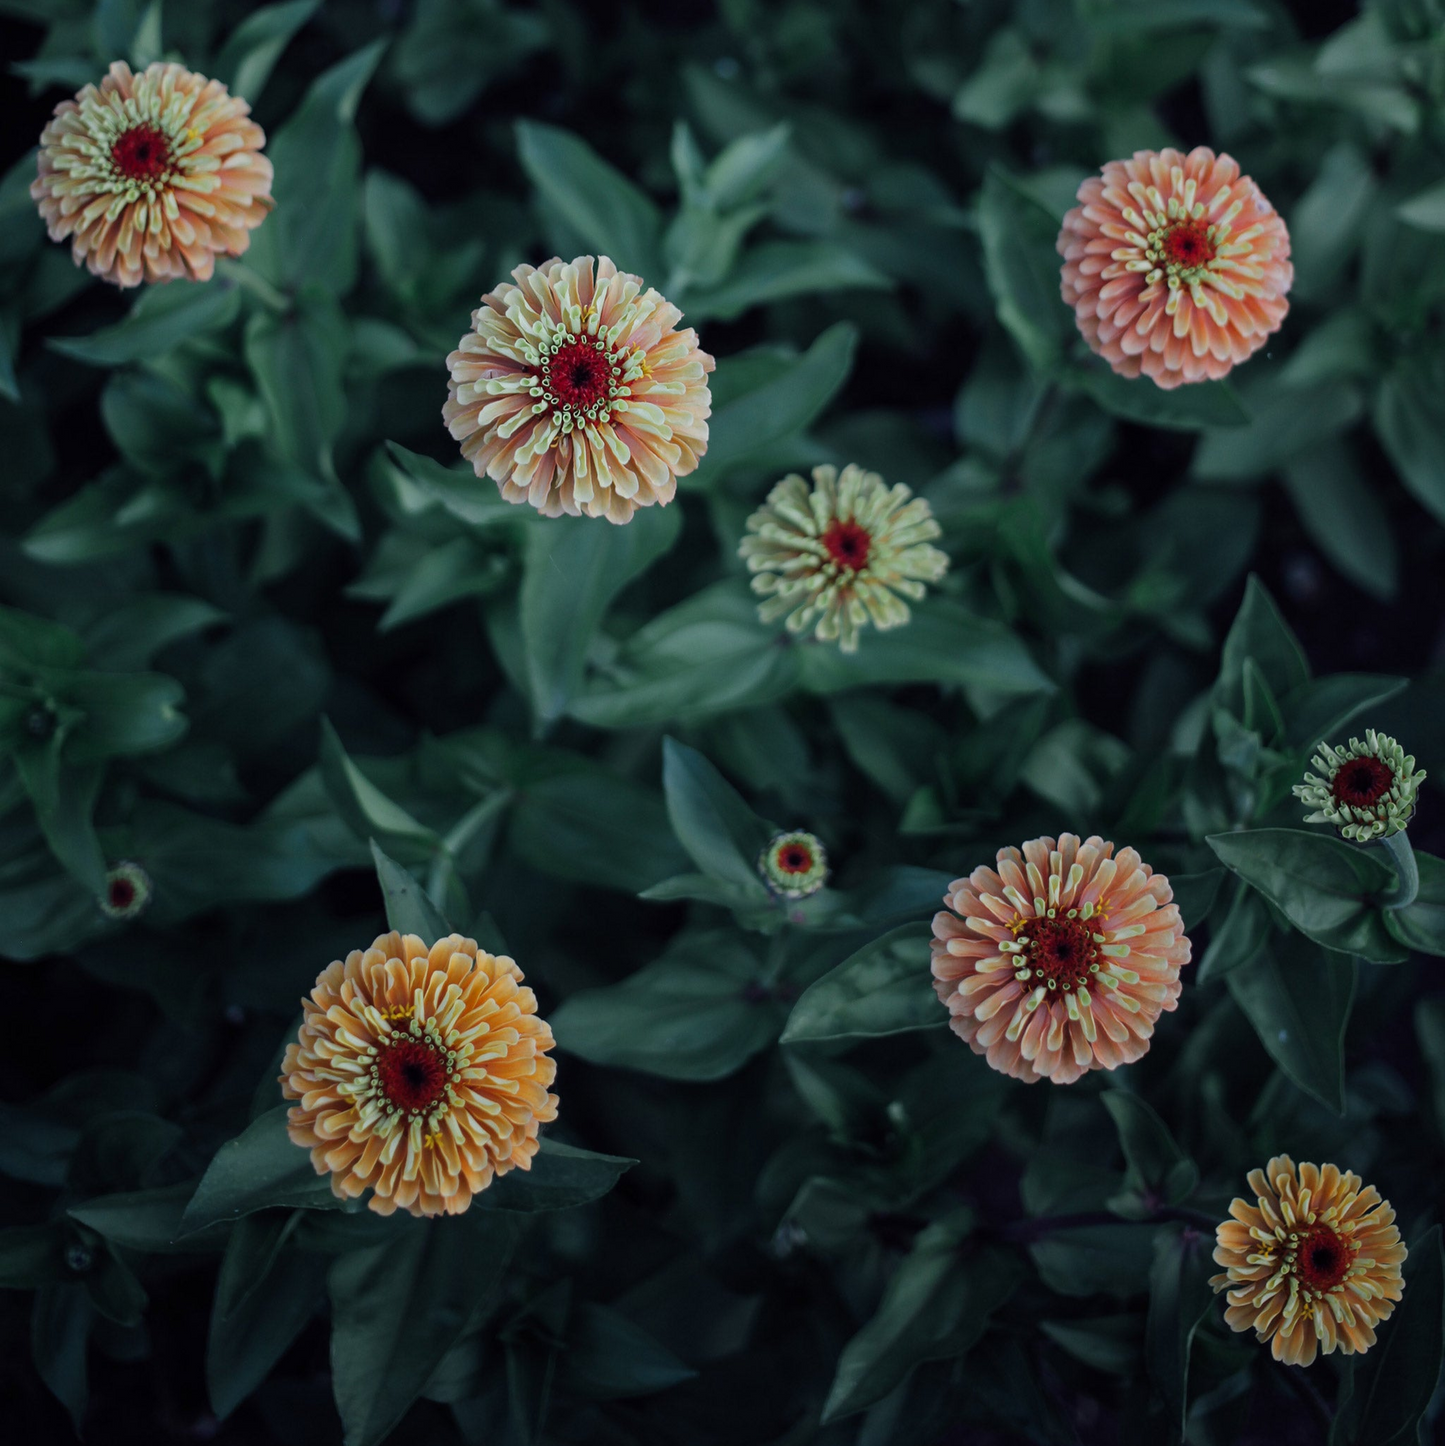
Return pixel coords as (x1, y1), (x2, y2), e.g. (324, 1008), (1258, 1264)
(2, 2), (1445, 1445)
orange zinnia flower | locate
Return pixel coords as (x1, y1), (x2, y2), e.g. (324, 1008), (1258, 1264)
(1058, 147), (1291, 389)
(930, 834), (1191, 1084)
(280, 931), (559, 1217)
(444, 254), (714, 523)
(1212, 1157), (1407, 1366)
(31, 61), (274, 289)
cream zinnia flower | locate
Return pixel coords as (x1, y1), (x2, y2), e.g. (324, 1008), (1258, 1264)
(739, 464), (948, 652)
(1212, 1157), (1407, 1366)
(1058, 147), (1291, 388)
(281, 931), (558, 1218)
(930, 834), (1191, 1085)
(759, 831), (829, 899)
(444, 255), (714, 523)
(1293, 730), (1425, 842)
(31, 61), (273, 288)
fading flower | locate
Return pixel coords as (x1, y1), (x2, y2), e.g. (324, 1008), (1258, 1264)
(1294, 730), (1425, 842)
(739, 464), (948, 653)
(1212, 1156), (1406, 1366)
(281, 931), (558, 1218)
(760, 831), (829, 899)
(100, 861), (151, 920)
(930, 834), (1191, 1085)
(1058, 147), (1291, 389)
(444, 254), (714, 524)
(31, 61), (273, 289)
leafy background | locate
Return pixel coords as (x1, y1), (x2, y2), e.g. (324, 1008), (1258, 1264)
(2, 1), (1445, 1443)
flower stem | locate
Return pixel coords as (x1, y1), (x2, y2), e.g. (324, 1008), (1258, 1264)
(1273, 1357), (1333, 1432)
(1376, 831), (1419, 911)
(216, 258), (289, 313)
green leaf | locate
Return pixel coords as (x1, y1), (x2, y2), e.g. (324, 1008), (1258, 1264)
(1101, 1093), (1198, 1204)
(1374, 351), (1445, 527)
(1397, 180), (1445, 232)
(563, 1302), (696, 1399)
(698, 321), (857, 477)
(1040, 1315), (1141, 1375)
(1216, 576), (1310, 718)
(213, 0), (321, 106)
(1227, 935), (1356, 1114)
(1068, 363), (1249, 430)
(208, 1213), (326, 1419)
(48, 278), (242, 366)
(781, 923), (938, 1043)
(1145, 1225), (1216, 1440)
(319, 721), (439, 863)
(683, 240), (890, 322)
(370, 840), (452, 941)
(1197, 879), (1271, 984)
(1194, 379), (1364, 481)
(56, 670), (188, 762)
(822, 1220), (1016, 1421)
(0, 1222), (68, 1288)
(247, 40), (387, 292)
(1168, 868), (1224, 932)
(329, 1213), (522, 1446)
(12, 742), (107, 895)
(477, 1138), (636, 1212)
(180, 1106), (341, 1234)
(514, 120), (661, 276)
(550, 929), (783, 1081)
(520, 505), (680, 725)
(31, 1282), (91, 1433)
(660, 737), (773, 895)
(1281, 674), (1409, 750)
(1385, 849), (1445, 958)
(1207, 828), (1404, 963)
(68, 1181), (200, 1251)
(1332, 1225), (1443, 1446)
(82, 594), (225, 671)
(381, 440), (518, 529)
(1282, 443), (1398, 600)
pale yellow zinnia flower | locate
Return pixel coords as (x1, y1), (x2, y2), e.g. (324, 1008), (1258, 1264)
(1211, 1156), (1407, 1366)
(31, 61), (274, 288)
(280, 931), (558, 1218)
(444, 254), (714, 523)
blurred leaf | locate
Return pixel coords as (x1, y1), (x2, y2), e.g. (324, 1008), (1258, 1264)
(1397, 180), (1445, 233)
(329, 1213), (522, 1446)
(214, 1), (321, 106)
(1069, 364), (1249, 430)
(1194, 380), (1364, 481)
(320, 722), (439, 862)
(1281, 673), (1408, 750)
(684, 240), (890, 322)
(1374, 350), (1445, 527)
(1102, 1092), (1198, 1206)
(661, 737), (773, 896)
(1282, 441), (1398, 599)
(31, 1282), (90, 1433)
(370, 841), (451, 940)
(1227, 935), (1356, 1114)
(551, 930), (782, 1081)
(1169, 869), (1224, 933)
(782, 923), (938, 1043)
(49, 279), (241, 366)
(478, 1138), (636, 1212)
(1385, 849), (1445, 958)
(515, 121), (661, 276)
(978, 168), (1071, 372)
(563, 1302), (696, 1399)
(12, 743), (106, 895)
(1145, 1225), (1216, 1439)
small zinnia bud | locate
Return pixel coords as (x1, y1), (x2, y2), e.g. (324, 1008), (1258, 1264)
(1058, 147), (1291, 389)
(759, 831), (829, 899)
(280, 931), (558, 1218)
(31, 61), (274, 289)
(930, 834), (1191, 1085)
(1293, 730), (1425, 842)
(100, 862), (152, 920)
(1211, 1156), (1406, 1367)
(444, 255), (715, 524)
(739, 463), (948, 653)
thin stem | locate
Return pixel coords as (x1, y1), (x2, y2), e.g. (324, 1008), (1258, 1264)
(1377, 831), (1419, 911)
(216, 258), (289, 313)
(1274, 1356), (1333, 1434)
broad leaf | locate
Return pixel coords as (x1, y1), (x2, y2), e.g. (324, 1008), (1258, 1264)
(781, 924), (938, 1043)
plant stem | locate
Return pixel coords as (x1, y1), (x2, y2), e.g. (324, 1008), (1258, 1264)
(1377, 831), (1419, 911)
(1274, 1357), (1333, 1434)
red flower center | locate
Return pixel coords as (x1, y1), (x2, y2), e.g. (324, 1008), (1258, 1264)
(1295, 1225), (1354, 1293)
(546, 339), (611, 411)
(111, 124), (172, 183)
(1162, 218), (1215, 270)
(778, 845), (814, 874)
(1331, 756), (1394, 809)
(376, 1038), (448, 1115)
(822, 520), (872, 571)
(108, 878), (136, 911)
(1021, 917), (1099, 992)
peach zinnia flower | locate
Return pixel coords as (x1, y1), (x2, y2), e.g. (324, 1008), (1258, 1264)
(930, 834), (1191, 1084)
(1212, 1156), (1407, 1366)
(280, 931), (558, 1218)
(1058, 147), (1291, 389)
(31, 61), (273, 289)
(444, 255), (714, 524)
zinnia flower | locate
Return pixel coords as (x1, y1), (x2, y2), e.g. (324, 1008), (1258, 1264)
(1058, 147), (1291, 389)
(760, 831), (829, 899)
(1293, 730), (1426, 842)
(31, 61), (274, 289)
(443, 254), (714, 524)
(739, 463), (949, 652)
(99, 862), (151, 920)
(1211, 1156), (1407, 1366)
(280, 931), (559, 1218)
(930, 834), (1191, 1085)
